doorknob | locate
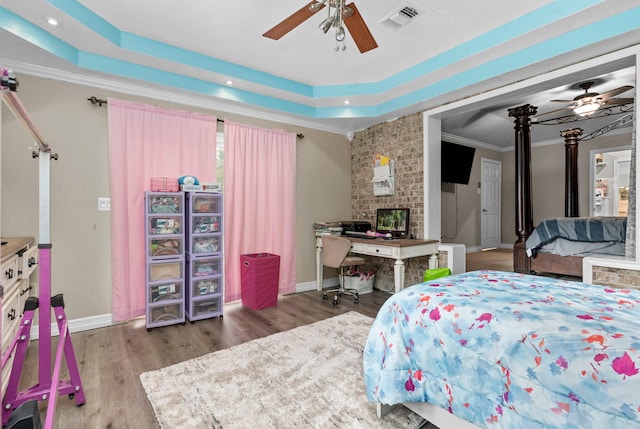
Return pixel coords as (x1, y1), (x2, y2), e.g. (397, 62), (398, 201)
(482, 209), (488, 213)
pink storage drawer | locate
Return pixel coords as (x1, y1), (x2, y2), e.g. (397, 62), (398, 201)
(150, 177), (179, 192)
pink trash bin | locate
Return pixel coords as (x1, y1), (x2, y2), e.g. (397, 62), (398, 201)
(240, 253), (280, 310)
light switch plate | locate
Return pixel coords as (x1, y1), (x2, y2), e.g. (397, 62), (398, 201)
(98, 197), (111, 211)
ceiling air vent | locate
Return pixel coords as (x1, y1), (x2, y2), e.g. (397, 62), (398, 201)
(380, 5), (420, 29)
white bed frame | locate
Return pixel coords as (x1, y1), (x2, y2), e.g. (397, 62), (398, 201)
(377, 403), (481, 429)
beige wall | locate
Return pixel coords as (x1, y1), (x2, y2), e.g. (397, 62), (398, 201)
(441, 145), (502, 246)
(4, 75), (632, 322)
(1, 74), (351, 321)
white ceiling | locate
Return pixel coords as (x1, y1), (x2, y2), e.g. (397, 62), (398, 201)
(1, 1), (639, 148)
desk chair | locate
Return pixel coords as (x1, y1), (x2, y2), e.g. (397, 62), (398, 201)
(321, 235), (366, 305)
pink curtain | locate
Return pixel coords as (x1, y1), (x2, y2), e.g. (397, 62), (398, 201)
(223, 120), (297, 302)
(108, 99), (217, 322)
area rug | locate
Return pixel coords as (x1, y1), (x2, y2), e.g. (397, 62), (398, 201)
(140, 311), (429, 428)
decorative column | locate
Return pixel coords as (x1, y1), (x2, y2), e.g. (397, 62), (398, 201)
(508, 104), (537, 274)
(560, 128), (582, 217)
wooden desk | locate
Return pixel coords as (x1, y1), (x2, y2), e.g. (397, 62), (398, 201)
(316, 236), (439, 293)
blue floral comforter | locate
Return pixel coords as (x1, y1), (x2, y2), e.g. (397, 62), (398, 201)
(363, 270), (640, 429)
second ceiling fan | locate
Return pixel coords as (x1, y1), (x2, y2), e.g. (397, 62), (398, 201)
(263, 0), (378, 53)
(537, 81), (634, 118)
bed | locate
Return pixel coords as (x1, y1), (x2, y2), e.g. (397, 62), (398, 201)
(524, 216), (627, 277)
(363, 270), (640, 429)
(510, 105), (633, 278)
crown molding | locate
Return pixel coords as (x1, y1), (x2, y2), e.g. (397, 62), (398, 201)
(0, 58), (354, 137)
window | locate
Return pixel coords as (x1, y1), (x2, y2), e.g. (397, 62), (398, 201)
(216, 131), (224, 189)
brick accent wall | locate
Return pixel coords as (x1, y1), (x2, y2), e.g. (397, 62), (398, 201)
(592, 265), (640, 290)
(437, 251), (448, 268)
(351, 112), (429, 289)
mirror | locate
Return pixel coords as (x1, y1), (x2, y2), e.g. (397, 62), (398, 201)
(591, 146), (632, 217)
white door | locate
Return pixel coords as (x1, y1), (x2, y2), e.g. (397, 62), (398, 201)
(481, 158), (501, 250)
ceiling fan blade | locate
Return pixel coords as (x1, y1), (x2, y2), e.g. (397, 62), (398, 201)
(549, 99), (576, 103)
(263, 1), (324, 40)
(343, 3), (378, 53)
(598, 85), (634, 100)
(602, 97), (634, 106)
(535, 106), (572, 117)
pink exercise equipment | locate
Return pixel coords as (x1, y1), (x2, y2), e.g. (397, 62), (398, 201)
(1, 76), (85, 428)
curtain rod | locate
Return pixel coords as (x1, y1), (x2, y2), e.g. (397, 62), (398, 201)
(88, 96), (304, 139)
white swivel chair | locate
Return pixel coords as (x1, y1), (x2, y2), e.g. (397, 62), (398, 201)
(321, 235), (366, 305)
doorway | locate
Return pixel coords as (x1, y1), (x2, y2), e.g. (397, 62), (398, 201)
(590, 146), (632, 217)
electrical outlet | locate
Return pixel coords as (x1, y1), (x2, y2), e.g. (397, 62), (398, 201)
(98, 197), (111, 211)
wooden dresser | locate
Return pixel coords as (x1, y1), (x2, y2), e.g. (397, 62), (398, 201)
(0, 237), (38, 394)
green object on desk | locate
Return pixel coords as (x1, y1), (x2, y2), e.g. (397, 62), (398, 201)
(423, 267), (451, 282)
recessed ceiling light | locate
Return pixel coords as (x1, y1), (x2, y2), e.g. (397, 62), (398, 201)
(344, 100), (351, 105)
(225, 80), (233, 86)
(47, 17), (59, 26)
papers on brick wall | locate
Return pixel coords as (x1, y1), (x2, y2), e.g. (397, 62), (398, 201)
(372, 160), (394, 196)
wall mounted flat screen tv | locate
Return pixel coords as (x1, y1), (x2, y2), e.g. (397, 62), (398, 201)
(441, 141), (476, 185)
(375, 208), (410, 238)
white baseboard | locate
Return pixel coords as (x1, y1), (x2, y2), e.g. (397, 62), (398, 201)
(30, 313), (114, 339)
(28, 279), (346, 336)
(296, 278), (339, 293)
(466, 243), (513, 253)
(296, 279), (319, 293)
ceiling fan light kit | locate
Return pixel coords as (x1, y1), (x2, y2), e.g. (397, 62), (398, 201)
(573, 102), (601, 117)
(536, 81), (634, 120)
(319, 15), (335, 33)
(263, 0), (378, 53)
(316, 0), (349, 51)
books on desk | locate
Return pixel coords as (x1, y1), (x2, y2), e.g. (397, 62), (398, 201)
(313, 221), (342, 236)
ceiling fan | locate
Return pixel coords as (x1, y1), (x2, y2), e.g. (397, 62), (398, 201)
(263, 0), (378, 53)
(537, 81), (634, 118)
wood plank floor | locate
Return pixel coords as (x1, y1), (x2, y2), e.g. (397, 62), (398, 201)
(15, 290), (392, 428)
(465, 248), (513, 272)
(14, 250), (510, 428)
